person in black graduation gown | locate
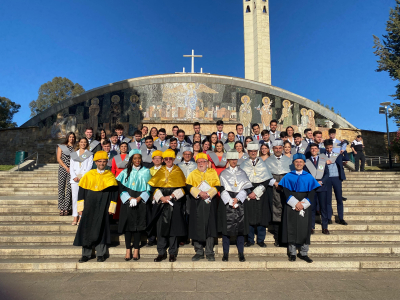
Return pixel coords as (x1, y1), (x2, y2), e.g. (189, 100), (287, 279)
(73, 151), (118, 263)
(116, 149), (152, 261)
(186, 153), (221, 262)
(147, 149), (187, 262)
(240, 142), (273, 248)
(218, 150), (253, 262)
(279, 153), (320, 263)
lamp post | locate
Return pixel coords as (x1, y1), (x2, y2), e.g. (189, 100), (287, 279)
(379, 102), (393, 169)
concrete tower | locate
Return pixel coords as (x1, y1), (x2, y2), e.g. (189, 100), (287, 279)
(243, 0), (271, 85)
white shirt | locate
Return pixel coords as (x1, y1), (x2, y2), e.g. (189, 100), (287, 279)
(295, 170), (303, 175)
(154, 165), (162, 171)
(166, 166), (174, 172)
(97, 169), (105, 174)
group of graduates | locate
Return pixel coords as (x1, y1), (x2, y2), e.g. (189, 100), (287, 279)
(63, 120), (352, 264)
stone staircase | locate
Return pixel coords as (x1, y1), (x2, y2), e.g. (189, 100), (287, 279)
(0, 165), (400, 272)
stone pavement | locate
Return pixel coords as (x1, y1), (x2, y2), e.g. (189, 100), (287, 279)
(0, 270), (399, 300)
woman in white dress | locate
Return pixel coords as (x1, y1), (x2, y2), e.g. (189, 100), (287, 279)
(69, 138), (93, 225)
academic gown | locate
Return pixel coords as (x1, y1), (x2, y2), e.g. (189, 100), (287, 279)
(112, 153), (129, 220)
(279, 171), (320, 245)
(146, 165), (187, 237)
(116, 167), (151, 233)
(186, 168), (221, 241)
(240, 158), (273, 227)
(73, 170), (118, 248)
(218, 167), (253, 236)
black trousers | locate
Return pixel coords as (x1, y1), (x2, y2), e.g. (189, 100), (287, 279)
(222, 235), (244, 254)
(124, 231), (141, 249)
(157, 236), (178, 255)
(354, 151), (365, 171)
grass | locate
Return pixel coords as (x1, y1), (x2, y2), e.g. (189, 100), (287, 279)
(0, 165), (15, 171)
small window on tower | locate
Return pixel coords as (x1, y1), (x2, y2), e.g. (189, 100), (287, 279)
(263, 6), (267, 13)
(246, 5), (251, 13)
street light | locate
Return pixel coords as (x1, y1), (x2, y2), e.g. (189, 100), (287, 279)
(379, 102), (392, 169)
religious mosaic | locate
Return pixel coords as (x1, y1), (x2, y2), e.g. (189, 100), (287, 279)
(36, 82), (336, 139)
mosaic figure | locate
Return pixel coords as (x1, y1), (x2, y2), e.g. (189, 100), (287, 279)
(239, 95), (252, 136)
(298, 108), (309, 134)
(89, 98), (100, 134)
(279, 100), (293, 129)
(307, 109), (316, 132)
(110, 95), (121, 129)
(257, 96), (273, 129)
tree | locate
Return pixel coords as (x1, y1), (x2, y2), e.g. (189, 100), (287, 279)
(330, 107), (335, 112)
(0, 97), (21, 128)
(373, 0), (400, 126)
(29, 77), (85, 116)
(316, 99), (321, 105)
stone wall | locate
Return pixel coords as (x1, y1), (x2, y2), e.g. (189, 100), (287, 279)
(1, 125), (397, 165)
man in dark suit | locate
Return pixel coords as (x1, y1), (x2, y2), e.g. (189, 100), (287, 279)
(235, 123), (245, 144)
(216, 120), (228, 143)
(100, 140), (118, 170)
(320, 140), (347, 226)
(312, 130), (326, 155)
(252, 123), (262, 141)
(269, 120), (281, 142)
(303, 143), (330, 234)
(141, 136), (157, 169)
(291, 133), (311, 157)
(128, 130), (146, 151)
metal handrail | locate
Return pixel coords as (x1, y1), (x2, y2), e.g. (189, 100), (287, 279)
(17, 152), (39, 171)
(364, 155), (398, 166)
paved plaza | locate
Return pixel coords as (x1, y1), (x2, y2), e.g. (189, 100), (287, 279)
(0, 270), (399, 300)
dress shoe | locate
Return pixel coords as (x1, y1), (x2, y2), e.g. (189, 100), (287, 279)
(328, 220), (333, 224)
(147, 241), (156, 247)
(257, 242), (267, 248)
(154, 253), (167, 262)
(322, 229), (330, 235)
(78, 256), (89, 263)
(222, 253), (229, 262)
(342, 197), (347, 201)
(289, 255), (296, 262)
(169, 254), (177, 262)
(244, 242), (254, 247)
(179, 242), (185, 246)
(192, 254), (205, 261)
(297, 254), (313, 263)
(206, 254), (215, 261)
(337, 219), (348, 226)
(97, 256), (105, 262)
(124, 256), (132, 261)
(274, 240), (280, 247)
(311, 229), (315, 234)
(133, 254), (140, 261)
(238, 253), (246, 262)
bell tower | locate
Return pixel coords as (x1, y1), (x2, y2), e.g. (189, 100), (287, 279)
(243, 0), (271, 85)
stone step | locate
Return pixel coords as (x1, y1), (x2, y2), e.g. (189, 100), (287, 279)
(1, 233), (400, 246)
(340, 192), (400, 196)
(0, 184), (58, 188)
(0, 223), (399, 234)
(0, 257), (398, 272)
(0, 244), (398, 259)
(342, 184), (400, 188)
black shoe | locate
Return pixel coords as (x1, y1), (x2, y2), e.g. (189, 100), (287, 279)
(154, 253), (167, 262)
(206, 254), (215, 261)
(322, 229), (330, 235)
(147, 241), (156, 247)
(169, 254), (177, 262)
(311, 229), (315, 235)
(133, 253), (140, 261)
(298, 254), (313, 263)
(289, 255), (296, 262)
(192, 254), (205, 261)
(342, 197), (347, 201)
(222, 253), (229, 262)
(337, 219), (348, 226)
(244, 242), (254, 247)
(238, 253), (246, 262)
(78, 256), (89, 263)
(274, 240), (280, 247)
(328, 220), (333, 224)
(257, 242), (267, 248)
(97, 256), (105, 262)
(124, 256), (132, 261)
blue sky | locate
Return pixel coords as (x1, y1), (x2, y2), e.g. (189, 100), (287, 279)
(0, 0), (397, 131)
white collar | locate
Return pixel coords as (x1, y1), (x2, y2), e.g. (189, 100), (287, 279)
(296, 170), (303, 175)
(133, 166), (140, 171)
(97, 169), (105, 174)
(275, 155), (283, 159)
(154, 165), (162, 170)
(229, 166), (238, 172)
(166, 166), (174, 172)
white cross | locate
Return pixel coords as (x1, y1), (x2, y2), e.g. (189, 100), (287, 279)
(183, 49), (203, 73)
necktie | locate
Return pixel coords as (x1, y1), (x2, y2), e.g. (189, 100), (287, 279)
(185, 163), (189, 166)
(160, 141), (163, 147)
(257, 135), (259, 141)
(137, 142), (140, 149)
(252, 160), (256, 166)
(147, 150), (151, 155)
(313, 157), (317, 167)
(180, 142), (183, 149)
(327, 153), (330, 158)
(218, 133), (222, 140)
(297, 146), (300, 153)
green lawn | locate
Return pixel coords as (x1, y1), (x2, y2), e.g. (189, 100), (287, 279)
(0, 165), (15, 171)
